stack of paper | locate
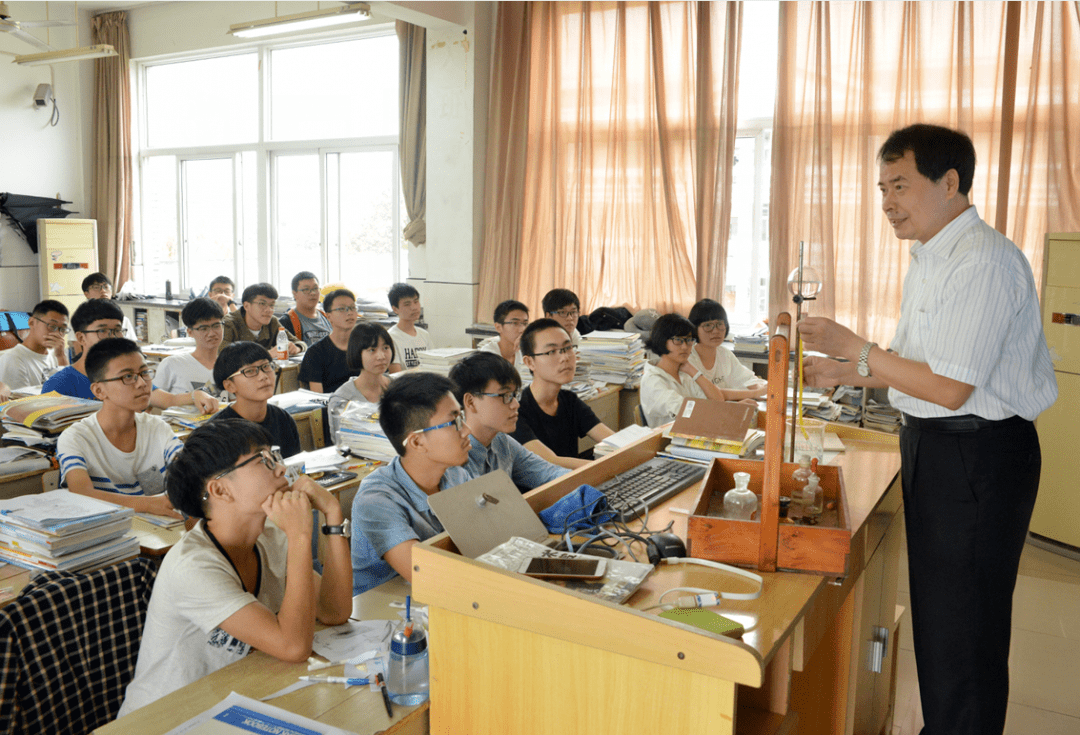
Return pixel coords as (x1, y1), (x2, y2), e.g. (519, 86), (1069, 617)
(577, 331), (647, 388)
(335, 403), (396, 462)
(863, 400), (901, 433)
(593, 424), (654, 457)
(0, 490), (137, 572)
(269, 389), (328, 414)
(0, 392), (99, 434)
(416, 347), (476, 377)
(0, 446), (52, 476)
(285, 446), (349, 475)
(160, 405), (223, 430)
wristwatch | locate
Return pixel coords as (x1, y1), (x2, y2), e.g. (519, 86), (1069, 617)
(857, 342), (877, 378)
(322, 519), (351, 539)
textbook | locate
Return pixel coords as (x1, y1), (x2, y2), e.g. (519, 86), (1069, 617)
(0, 391), (99, 433)
(0, 489), (134, 536)
(0, 532), (139, 572)
(0, 516), (132, 556)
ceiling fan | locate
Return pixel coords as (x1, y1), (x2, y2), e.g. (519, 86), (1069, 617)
(0, 1), (117, 65)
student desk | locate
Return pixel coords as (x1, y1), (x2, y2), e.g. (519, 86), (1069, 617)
(94, 577), (428, 735)
(413, 425), (904, 735)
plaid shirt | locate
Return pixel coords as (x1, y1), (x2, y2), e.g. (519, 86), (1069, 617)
(0, 558), (157, 735)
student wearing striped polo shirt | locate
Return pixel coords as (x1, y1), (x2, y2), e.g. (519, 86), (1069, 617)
(57, 338), (183, 518)
(799, 124), (1056, 735)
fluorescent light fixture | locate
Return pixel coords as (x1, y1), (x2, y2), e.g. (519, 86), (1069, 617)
(14, 44), (118, 66)
(228, 3), (371, 38)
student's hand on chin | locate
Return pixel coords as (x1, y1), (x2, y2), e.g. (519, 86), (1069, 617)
(262, 489), (313, 539)
(292, 475), (340, 519)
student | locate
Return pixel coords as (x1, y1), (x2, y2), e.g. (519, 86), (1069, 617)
(220, 283), (304, 356)
(509, 319), (613, 469)
(350, 373), (472, 593)
(82, 272), (138, 342)
(56, 339), (183, 517)
(208, 276), (239, 313)
(449, 352), (567, 490)
(299, 289), (359, 394)
(155, 298), (224, 397)
(211, 342), (302, 458)
(0, 299), (69, 390)
(328, 322), (394, 436)
(478, 299), (528, 367)
(687, 299), (768, 398)
(282, 271), (331, 347)
(386, 282), (432, 371)
(117, 418), (352, 716)
(542, 288), (583, 346)
(43, 300), (218, 413)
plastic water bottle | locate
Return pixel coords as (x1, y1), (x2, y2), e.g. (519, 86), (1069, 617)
(723, 471), (759, 521)
(387, 596), (429, 705)
(275, 328), (289, 360)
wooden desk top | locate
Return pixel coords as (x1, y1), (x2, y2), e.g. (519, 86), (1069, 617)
(95, 577), (428, 735)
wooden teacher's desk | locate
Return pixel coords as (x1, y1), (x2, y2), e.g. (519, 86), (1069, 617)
(413, 425), (904, 735)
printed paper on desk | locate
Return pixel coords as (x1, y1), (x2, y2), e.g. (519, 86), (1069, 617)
(312, 619), (394, 662)
(162, 691), (356, 735)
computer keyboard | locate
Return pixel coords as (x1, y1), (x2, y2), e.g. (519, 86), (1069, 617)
(595, 457), (707, 522)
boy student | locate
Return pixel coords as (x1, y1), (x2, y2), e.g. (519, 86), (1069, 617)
(449, 352), (567, 490)
(299, 289), (360, 394)
(510, 319), (614, 469)
(350, 373), (472, 593)
(282, 271), (331, 347)
(155, 298), (224, 397)
(208, 276), (239, 313)
(82, 272), (137, 342)
(56, 339), (183, 517)
(117, 419), (352, 716)
(43, 300), (219, 413)
(387, 282), (433, 371)
(0, 299), (69, 390)
(220, 283), (304, 356)
(478, 299), (528, 367)
(211, 342), (302, 458)
(542, 288), (583, 346)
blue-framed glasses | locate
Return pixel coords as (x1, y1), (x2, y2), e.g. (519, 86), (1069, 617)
(409, 412), (466, 437)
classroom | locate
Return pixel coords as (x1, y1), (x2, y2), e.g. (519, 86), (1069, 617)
(1, 2), (1079, 735)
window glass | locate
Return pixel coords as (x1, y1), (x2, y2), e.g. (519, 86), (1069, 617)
(183, 158), (236, 290)
(274, 153), (322, 288)
(139, 155), (180, 292)
(336, 150), (396, 302)
(145, 55), (258, 148)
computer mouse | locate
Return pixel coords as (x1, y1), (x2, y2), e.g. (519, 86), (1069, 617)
(646, 532), (687, 565)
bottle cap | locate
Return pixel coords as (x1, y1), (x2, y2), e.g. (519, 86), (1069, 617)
(390, 620), (428, 655)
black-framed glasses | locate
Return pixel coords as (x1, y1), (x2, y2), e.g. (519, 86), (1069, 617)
(209, 287), (234, 297)
(548, 309), (579, 320)
(190, 322), (225, 333)
(499, 319), (529, 328)
(528, 344), (577, 358)
(227, 362), (280, 380)
(479, 390), (522, 405)
(81, 327), (125, 338)
(409, 412), (466, 437)
(250, 299), (276, 310)
(698, 321), (727, 333)
(86, 284), (112, 294)
(295, 287), (321, 295)
(32, 316), (68, 333)
(669, 337), (697, 347)
(96, 368), (155, 386)
(213, 447), (284, 480)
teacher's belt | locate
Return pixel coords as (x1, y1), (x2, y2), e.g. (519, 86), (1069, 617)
(900, 413), (1028, 433)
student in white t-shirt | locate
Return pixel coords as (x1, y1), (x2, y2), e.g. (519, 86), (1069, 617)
(386, 282), (433, 371)
(687, 298), (767, 397)
(118, 418), (352, 716)
(155, 298), (225, 397)
(542, 288), (584, 346)
(0, 299), (69, 390)
(56, 338), (183, 517)
(478, 299), (528, 367)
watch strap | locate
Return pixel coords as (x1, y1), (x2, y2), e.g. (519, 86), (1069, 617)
(858, 341), (877, 377)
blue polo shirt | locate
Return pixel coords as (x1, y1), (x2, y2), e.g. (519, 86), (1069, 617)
(464, 434), (568, 492)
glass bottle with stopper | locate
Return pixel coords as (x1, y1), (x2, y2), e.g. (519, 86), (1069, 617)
(723, 471), (759, 521)
(790, 454), (813, 521)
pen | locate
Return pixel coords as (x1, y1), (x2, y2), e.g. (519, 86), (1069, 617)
(375, 672), (393, 718)
(300, 676), (371, 686)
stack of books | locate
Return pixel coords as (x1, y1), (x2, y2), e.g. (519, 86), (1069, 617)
(863, 400), (901, 433)
(577, 331), (647, 388)
(335, 404), (396, 462)
(593, 424), (654, 457)
(416, 347), (476, 377)
(0, 490), (138, 572)
(659, 398), (764, 465)
(0, 392), (100, 444)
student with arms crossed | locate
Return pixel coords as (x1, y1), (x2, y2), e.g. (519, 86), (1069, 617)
(687, 299), (768, 398)
(220, 283), (304, 356)
(154, 298), (224, 397)
(282, 271), (331, 347)
(386, 282), (432, 371)
(56, 339), (183, 517)
(43, 299), (218, 412)
(450, 352), (567, 490)
(478, 299), (529, 367)
(509, 319), (614, 470)
(350, 373), (472, 593)
(542, 288), (584, 346)
(207, 275), (239, 313)
(299, 288), (360, 394)
(327, 322), (394, 436)
(117, 418), (352, 715)
(211, 342), (302, 459)
(0, 299), (69, 390)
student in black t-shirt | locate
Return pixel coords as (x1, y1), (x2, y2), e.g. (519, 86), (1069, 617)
(509, 319), (614, 469)
(299, 289), (360, 394)
(211, 342), (301, 458)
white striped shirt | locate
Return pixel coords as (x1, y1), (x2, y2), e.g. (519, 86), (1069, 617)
(888, 206), (1057, 420)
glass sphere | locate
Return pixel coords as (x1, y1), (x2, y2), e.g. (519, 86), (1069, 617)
(787, 265), (823, 299)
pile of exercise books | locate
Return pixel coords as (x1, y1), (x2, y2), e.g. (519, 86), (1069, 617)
(335, 403), (396, 462)
(593, 424), (654, 457)
(0, 490), (138, 572)
(660, 398), (764, 464)
(0, 446), (53, 477)
(577, 331), (647, 388)
(863, 400), (901, 433)
(416, 347), (476, 377)
(0, 392), (99, 437)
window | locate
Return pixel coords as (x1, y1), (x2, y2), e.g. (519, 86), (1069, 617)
(134, 32), (403, 303)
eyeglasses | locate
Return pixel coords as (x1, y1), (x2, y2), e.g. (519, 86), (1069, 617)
(478, 390), (522, 405)
(209, 287), (233, 296)
(96, 368), (155, 386)
(296, 287), (321, 295)
(250, 299), (276, 310)
(227, 362), (280, 380)
(698, 321), (727, 333)
(528, 344), (578, 358)
(549, 309), (579, 320)
(409, 412), (466, 437)
(32, 316), (68, 333)
(329, 305), (360, 314)
(86, 284), (112, 294)
(213, 448), (284, 480)
(81, 327), (125, 338)
(190, 322), (225, 333)
(499, 319), (529, 328)
(669, 337), (697, 347)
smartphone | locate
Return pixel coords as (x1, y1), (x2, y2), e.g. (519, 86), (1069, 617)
(517, 557), (607, 579)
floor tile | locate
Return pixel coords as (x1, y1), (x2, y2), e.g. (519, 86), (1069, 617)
(1004, 703), (1080, 735)
(1007, 627), (1080, 718)
(1011, 574), (1080, 641)
(1017, 541), (1080, 584)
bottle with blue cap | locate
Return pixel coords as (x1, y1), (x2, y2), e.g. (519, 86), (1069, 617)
(387, 595), (429, 705)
